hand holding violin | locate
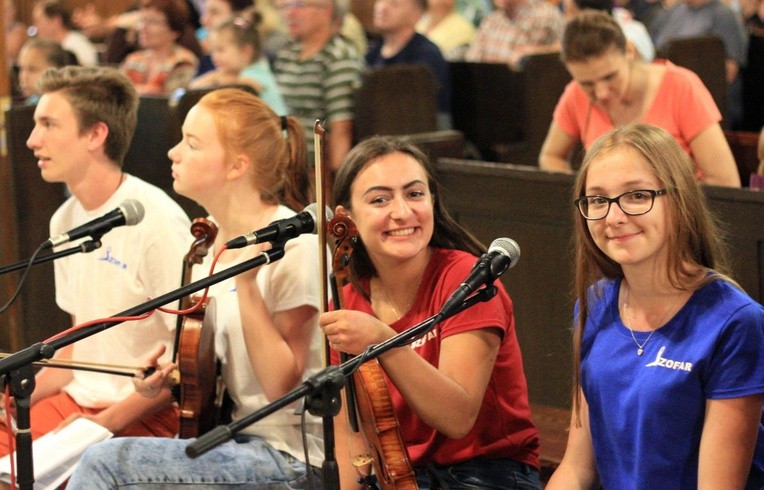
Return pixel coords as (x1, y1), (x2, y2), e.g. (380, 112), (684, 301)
(133, 344), (177, 399)
(319, 309), (396, 355)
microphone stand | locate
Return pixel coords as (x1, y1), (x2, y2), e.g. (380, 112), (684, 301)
(186, 285), (499, 486)
(0, 247), (285, 490)
(0, 240), (102, 276)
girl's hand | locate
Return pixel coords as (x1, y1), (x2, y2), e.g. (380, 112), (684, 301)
(132, 345), (176, 398)
(319, 310), (395, 355)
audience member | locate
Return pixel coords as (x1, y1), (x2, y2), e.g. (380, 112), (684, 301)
(31, 0), (99, 66)
(563, 0), (655, 60)
(273, 0), (362, 170)
(4, 0), (28, 66)
(539, 10), (741, 187)
(72, 0), (201, 42)
(625, 0), (663, 28)
(741, 0), (764, 131)
(189, 13), (288, 114)
(70, 1), (203, 65)
(17, 38), (78, 104)
(121, 0), (200, 95)
(416, 0), (476, 59)
(465, 0), (564, 67)
(69, 87), (325, 489)
(546, 123), (763, 489)
(340, 10), (370, 56)
(72, 2), (136, 42)
(321, 136), (541, 489)
(455, 0), (494, 26)
(366, 0), (453, 128)
(0, 66), (190, 457)
(197, 0), (250, 42)
(195, 0), (255, 74)
(650, 0), (748, 128)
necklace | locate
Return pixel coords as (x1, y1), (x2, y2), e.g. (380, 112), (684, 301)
(372, 280), (412, 322)
(621, 286), (657, 356)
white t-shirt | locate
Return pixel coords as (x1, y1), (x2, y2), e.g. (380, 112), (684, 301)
(613, 7), (656, 62)
(192, 205), (326, 465)
(62, 30), (99, 66)
(53, 174), (190, 407)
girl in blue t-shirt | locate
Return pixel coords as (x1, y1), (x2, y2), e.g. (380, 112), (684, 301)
(547, 123), (763, 489)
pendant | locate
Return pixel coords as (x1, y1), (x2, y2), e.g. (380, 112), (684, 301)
(637, 347), (644, 356)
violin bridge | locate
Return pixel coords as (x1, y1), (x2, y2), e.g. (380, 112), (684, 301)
(168, 368), (180, 387)
(351, 454), (373, 467)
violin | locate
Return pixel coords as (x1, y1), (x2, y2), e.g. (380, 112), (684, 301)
(328, 213), (418, 490)
(172, 218), (220, 438)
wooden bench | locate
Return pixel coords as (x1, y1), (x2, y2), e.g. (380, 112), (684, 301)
(124, 95), (205, 218)
(400, 130), (466, 162)
(434, 159), (764, 411)
(353, 63), (439, 143)
(659, 36), (728, 128)
(531, 403), (571, 483)
(724, 130), (761, 187)
(449, 55), (571, 165)
(0, 103), (70, 350)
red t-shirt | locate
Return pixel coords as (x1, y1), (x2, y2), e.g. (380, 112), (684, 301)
(333, 248), (540, 468)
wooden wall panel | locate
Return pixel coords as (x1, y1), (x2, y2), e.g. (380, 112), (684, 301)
(1, 104), (69, 350)
(435, 159), (764, 409)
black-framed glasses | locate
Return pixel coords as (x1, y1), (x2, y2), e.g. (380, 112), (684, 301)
(574, 189), (667, 220)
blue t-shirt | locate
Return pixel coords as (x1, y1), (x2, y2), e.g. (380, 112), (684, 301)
(579, 278), (763, 489)
(239, 58), (288, 116)
(365, 32), (452, 114)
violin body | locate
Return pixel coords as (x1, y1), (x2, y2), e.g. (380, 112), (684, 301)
(177, 297), (219, 438)
(353, 361), (418, 489)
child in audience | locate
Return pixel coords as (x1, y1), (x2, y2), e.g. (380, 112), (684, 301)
(17, 38), (78, 104)
(189, 12), (287, 115)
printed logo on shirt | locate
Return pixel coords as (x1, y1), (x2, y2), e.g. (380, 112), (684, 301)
(645, 346), (693, 372)
(410, 329), (438, 349)
(97, 247), (128, 270)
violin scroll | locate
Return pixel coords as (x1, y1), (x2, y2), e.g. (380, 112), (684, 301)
(186, 218), (218, 267)
(329, 213), (358, 299)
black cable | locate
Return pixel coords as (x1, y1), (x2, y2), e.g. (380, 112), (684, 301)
(0, 243), (47, 315)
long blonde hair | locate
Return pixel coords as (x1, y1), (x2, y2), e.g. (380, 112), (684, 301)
(570, 124), (732, 416)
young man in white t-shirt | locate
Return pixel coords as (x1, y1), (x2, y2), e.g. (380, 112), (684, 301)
(0, 65), (190, 457)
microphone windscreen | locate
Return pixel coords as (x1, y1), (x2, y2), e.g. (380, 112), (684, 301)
(489, 237), (520, 268)
(120, 199), (145, 226)
(303, 203), (334, 233)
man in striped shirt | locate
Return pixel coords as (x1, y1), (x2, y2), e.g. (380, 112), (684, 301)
(274, 0), (363, 171)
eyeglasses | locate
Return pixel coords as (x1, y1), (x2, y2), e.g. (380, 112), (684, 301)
(276, 0), (328, 9)
(574, 189), (667, 220)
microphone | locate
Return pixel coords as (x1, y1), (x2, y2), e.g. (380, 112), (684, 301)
(438, 237), (520, 316)
(43, 199), (145, 249)
(225, 203), (334, 249)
